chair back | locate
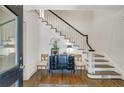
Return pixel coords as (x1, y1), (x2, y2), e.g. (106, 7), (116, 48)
(74, 54), (82, 62)
(41, 54), (48, 61)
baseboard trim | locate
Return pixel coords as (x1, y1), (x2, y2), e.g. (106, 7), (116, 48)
(23, 69), (37, 80)
(121, 75), (124, 80)
(87, 73), (122, 79)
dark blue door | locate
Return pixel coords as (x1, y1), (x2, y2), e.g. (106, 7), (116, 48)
(0, 5), (23, 87)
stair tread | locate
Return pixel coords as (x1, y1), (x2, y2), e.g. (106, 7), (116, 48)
(42, 20), (47, 22)
(47, 24), (52, 26)
(93, 54), (104, 57)
(93, 71), (121, 75)
(51, 27), (56, 29)
(95, 59), (109, 62)
(95, 65), (114, 68)
(42, 21), (48, 24)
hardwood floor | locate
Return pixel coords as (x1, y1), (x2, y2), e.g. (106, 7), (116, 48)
(23, 70), (124, 87)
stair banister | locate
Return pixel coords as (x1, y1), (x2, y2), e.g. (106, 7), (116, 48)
(48, 10), (94, 51)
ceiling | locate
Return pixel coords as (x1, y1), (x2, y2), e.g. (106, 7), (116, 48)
(24, 5), (124, 11)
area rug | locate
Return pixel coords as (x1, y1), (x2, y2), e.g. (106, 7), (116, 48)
(38, 84), (88, 87)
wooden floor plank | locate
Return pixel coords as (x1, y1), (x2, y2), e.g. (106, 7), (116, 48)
(93, 71), (121, 75)
(95, 65), (114, 68)
(95, 59), (109, 62)
(93, 54), (104, 57)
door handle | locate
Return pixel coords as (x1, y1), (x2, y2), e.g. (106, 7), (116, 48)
(19, 56), (24, 69)
(20, 65), (25, 69)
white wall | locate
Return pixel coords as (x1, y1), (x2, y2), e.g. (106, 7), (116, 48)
(53, 10), (93, 35)
(38, 24), (52, 54)
(23, 9), (41, 80)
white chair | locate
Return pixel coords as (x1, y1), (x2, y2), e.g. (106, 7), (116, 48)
(74, 54), (86, 71)
(37, 54), (48, 70)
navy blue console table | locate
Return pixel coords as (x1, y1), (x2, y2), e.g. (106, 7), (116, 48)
(49, 55), (75, 73)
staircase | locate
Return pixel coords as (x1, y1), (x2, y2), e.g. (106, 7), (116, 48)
(87, 53), (122, 79)
(36, 10), (122, 79)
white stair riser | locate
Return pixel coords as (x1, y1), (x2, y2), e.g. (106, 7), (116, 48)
(50, 29), (56, 32)
(87, 74), (122, 79)
(87, 62), (110, 65)
(41, 22), (49, 30)
(94, 68), (115, 71)
(42, 22), (47, 25)
(46, 25), (52, 29)
(94, 57), (106, 60)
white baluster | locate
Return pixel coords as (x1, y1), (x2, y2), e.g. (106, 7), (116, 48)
(44, 10), (47, 21)
(39, 9), (42, 18)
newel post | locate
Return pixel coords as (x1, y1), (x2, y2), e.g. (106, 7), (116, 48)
(88, 50), (95, 74)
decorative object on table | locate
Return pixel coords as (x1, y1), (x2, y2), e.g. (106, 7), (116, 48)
(66, 45), (73, 54)
(50, 38), (60, 55)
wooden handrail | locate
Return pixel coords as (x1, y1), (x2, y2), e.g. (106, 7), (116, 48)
(0, 19), (15, 26)
(49, 10), (94, 51)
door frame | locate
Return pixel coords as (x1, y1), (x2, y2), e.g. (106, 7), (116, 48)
(0, 5), (23, 87)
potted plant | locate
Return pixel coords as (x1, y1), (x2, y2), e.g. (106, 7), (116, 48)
(51, 38), (59, 55)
